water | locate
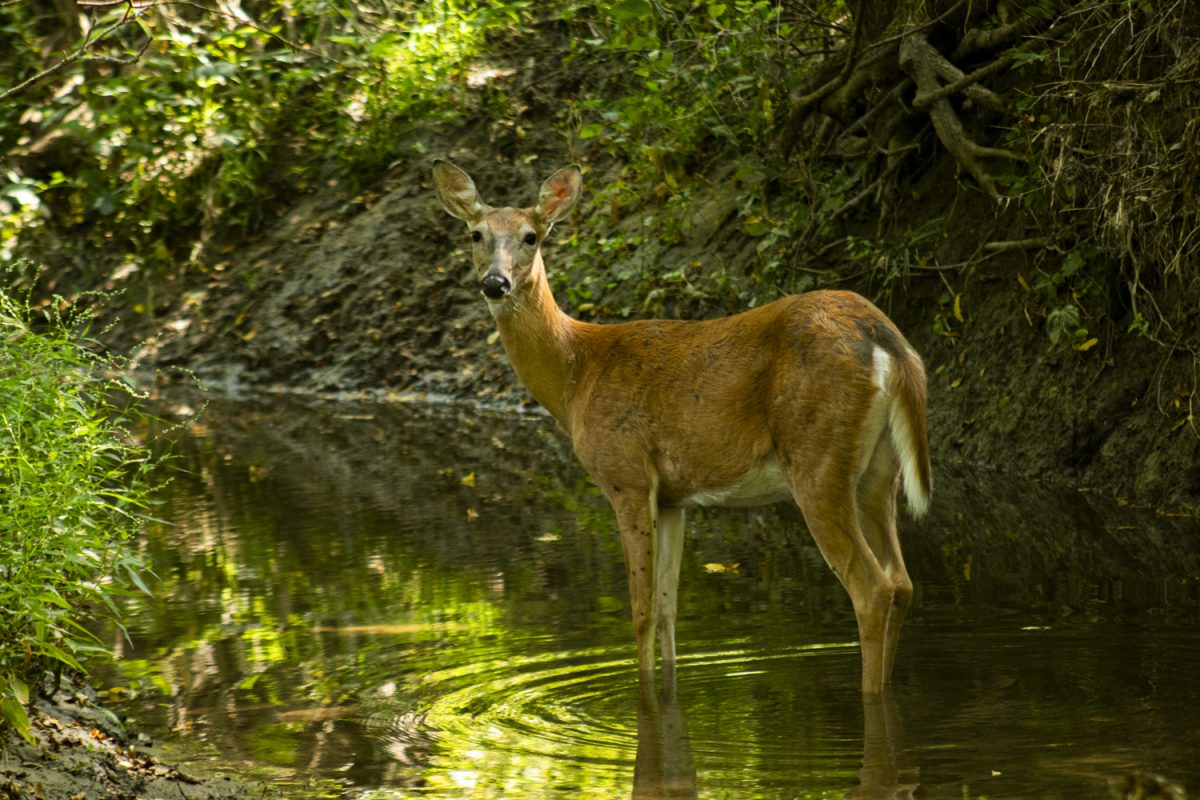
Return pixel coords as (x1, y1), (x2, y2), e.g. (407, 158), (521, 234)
(99, 394), (1200, 799)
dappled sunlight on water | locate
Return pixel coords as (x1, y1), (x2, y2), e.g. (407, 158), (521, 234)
(96, 394), (1200, 798)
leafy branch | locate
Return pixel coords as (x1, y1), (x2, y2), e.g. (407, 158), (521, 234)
(0, 0), (337, 105)
(0, 2), (151, 103)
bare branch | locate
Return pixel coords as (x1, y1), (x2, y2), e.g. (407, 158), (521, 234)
(83, 34), (153, 67)
(869, 0), (969, 51)
(822, 154), (907, 229)
(984, 237), (1053, 252)
(780, 0), (970, 152)
(910, 37), (1007, 113)
(840, 78), (912, 140)
(0, 4), (148, 103)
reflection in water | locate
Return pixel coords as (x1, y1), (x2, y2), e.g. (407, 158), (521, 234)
(849, 691), (917, 800)
(632, 671), (920, 800)
(96, 394), (1200, 798)
(634, 671), (696, 800)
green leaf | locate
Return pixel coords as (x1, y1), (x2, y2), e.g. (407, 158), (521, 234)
(39, 641), (84, 673)
(741, 216), (771, 236)
(596, 594), (625, 613)
(7, 675), (29, 705)
(611, 0), (652, 21)
(123, 562), (152, 596)
(369, 33), (402, 59)
(1061, 249), (1086, 277)
(578, 123), (605, 139)
(0, 697), (34, 744)
(1012, 50), (1048, 68)
(35, 591), (71, 610)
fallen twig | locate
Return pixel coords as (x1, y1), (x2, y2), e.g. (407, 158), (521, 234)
(984, 237), (1053, 252)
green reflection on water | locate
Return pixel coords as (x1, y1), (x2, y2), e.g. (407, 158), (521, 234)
(95, 394), (1200, 799)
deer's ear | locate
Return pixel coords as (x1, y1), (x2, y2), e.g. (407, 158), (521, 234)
(534, 165), (582, 226)
(433, 160), (485, 222)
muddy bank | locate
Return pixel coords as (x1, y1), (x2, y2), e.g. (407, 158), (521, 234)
(0, 677), (280, 800)
(120, 141), (1200, 514)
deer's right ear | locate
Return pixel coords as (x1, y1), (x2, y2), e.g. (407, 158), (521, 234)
(433, 160), (484, 222)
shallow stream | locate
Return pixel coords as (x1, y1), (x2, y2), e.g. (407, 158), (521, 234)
(99, 394), (1200, 799)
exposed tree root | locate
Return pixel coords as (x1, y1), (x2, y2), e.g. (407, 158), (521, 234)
(951, 8), (1046, 59)
(899, 32), (1018, 195)
(778, 3), (1081, 202)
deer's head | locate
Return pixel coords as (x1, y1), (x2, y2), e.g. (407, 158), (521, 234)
(433, 160), (581, 312)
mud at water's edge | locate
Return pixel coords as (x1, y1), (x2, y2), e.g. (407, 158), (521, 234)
(0, 676), (298, 800)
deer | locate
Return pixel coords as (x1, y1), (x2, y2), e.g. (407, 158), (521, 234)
(432, 160), (931, 693)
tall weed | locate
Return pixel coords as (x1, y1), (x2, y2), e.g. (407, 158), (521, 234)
(0, 280), (159, 742)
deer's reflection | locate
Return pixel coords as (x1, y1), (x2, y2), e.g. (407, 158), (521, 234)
(845, 689), (919, 800)
(632, 668), (697, 800)
(631, 670), (918, 800)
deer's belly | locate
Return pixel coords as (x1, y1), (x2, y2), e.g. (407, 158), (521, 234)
(679, 456), (792, 508)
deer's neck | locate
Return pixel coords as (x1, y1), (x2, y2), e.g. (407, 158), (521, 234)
(493, 252), (579, 422)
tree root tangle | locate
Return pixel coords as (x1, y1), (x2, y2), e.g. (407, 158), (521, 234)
(898, 31), (1018, 196)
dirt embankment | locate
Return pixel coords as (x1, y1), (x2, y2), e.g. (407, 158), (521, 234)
(120, 126), (1200, 515)
(0, 677), (279, 800)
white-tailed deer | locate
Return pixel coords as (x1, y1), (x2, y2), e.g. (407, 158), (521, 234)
(432, 160), (931, 693)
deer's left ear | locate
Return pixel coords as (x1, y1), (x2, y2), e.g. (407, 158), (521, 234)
(534, 165), (582, 226)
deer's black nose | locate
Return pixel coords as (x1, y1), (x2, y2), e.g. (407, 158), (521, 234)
(481, 274), (511, 300)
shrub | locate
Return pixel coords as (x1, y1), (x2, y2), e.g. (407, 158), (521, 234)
(0, 281), (158, 742)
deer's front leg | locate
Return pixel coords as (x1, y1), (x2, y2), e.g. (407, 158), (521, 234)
(610, 492), (659, 674)
(655, 507), (685, 667)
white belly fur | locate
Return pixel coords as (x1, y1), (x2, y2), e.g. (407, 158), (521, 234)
(680, 455), (792, 508)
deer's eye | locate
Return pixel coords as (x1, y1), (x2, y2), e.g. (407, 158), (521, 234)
(471, 230), (483, 242)
(523, 232), (537, 246)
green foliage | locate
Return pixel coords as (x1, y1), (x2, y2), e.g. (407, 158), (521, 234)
(3, 0), (865, 314)
(553, 2), (893, 314)
(0, 0), (536, 282)
(0, 277), (159, 741)
(1028, 248), (1102, 352)
(569, 1), (796, 161)
(6, 0), (1195, 375)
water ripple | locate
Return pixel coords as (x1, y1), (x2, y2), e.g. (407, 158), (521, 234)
(357, 637), (863, 797)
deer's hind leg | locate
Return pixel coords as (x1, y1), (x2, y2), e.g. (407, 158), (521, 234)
(778, 405), (902, 692)
(855, 432), (912, 684)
